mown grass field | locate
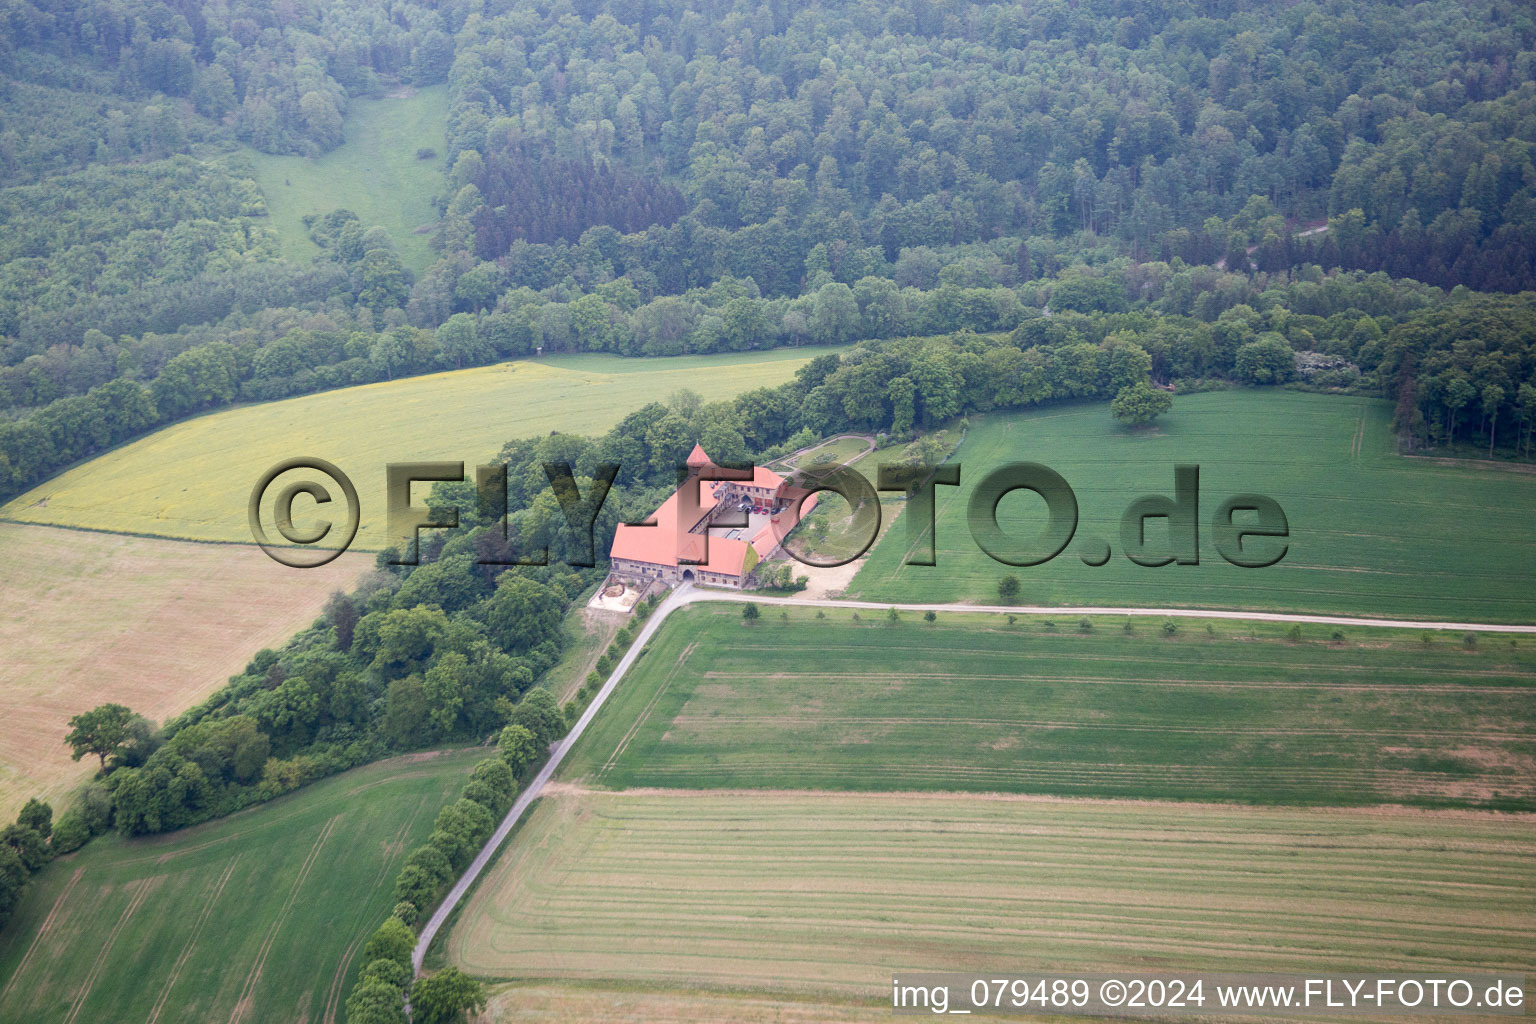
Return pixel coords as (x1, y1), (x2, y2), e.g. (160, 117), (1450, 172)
(0, 522), (369, 822)
(244, 86), (448, 273)
(1, 348), (825, 547)
(849, 391), (1536, 622)
(451, 789), (1535, 1005)
(561, 604), (1536, 809)
(0, 749), (480, 1024)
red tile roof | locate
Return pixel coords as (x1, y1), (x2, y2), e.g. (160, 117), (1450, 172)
(609, 445), (808, 576)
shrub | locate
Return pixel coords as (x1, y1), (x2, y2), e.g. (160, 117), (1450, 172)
(507, 688), (563, 745)
(462, 779), (510, 817)
(396, 847), (452, 913)
(1078, 618), (1093, 632)
(1234, 334), (1296, 384)
(403, 843), (453, 881)
(923, 610), (937, 623)
(471, 757), (514, 798)
(1464, 632), (1478, 648)
(49, 812), (91, 854)
(1162, 620), (1178, 635)
(498, 723), (538, 775)
(391, 901), (418, 926)
(411, 965), (487, 1024)
(344, 979), (407, 1023)
(432, 799), (493, 871)
(1111, 381), (1172, 426)
(18, 799), (50, 838)
(998, 575), (1020, 601)
(1287, 624), (1302, 641)
(361, 956), (411, 989)
(887, 607), (900, 623)
(362, 916), (415, 972)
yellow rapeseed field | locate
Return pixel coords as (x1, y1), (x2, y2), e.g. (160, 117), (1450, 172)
(1, 349), (822, 548)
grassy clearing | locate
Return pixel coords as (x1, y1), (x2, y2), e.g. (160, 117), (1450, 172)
(1, 348), (825, 547)
(451, 789), (1535, 1002)
(544, 605), (624, 705)
(561, 604), (1536, 809)
(0, 749), (481, 1024)
(243, 86), (448, 273)
(781, 434), (873, 470)
(0, 523), (369, 822)
(848, 391), (1536, 622)
(777, 437), (903, 568)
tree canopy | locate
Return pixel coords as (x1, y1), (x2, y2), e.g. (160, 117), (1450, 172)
(1111, 382), (1174, 427)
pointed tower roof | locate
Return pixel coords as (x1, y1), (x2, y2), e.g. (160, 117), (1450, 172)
(685, 442), (712, 468)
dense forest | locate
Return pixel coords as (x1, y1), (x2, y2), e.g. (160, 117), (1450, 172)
(3, 0), (1536, 501)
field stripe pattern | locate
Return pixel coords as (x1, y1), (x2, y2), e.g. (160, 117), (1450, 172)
(562, 605), (1536, 809)
(450, 790), (1536, 995)
(0, 752), (482, 1024)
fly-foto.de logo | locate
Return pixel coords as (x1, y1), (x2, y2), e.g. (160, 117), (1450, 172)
(248, 458), (1288, 571)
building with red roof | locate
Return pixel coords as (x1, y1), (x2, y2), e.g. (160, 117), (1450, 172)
(608, 445), (815, 589)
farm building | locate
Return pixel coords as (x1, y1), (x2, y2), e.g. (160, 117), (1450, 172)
(609, 443), (815, 588)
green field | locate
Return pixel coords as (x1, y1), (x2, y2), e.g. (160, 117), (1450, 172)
(244, 86), (448, 273)
(849, 391), (1536, 622)
(450, 790), (1535, 1003)
(562, 604), (1536, 809)
(1, 348), (826, 547)
(0, 750), (480, 1024)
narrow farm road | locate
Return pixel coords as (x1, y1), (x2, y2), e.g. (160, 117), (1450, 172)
(672, 590), (1536, 634)
(411, 585), (1536, 972)
(410, 582), (697, 974)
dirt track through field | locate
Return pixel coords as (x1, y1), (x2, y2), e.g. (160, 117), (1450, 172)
(599, 642), (697, 780)
(0, 867), (84, 1007)
(228, 814), (339, 1024)
(147, 853), (242, 1024)
(61, 875), (160, 1024)
(451, 788), (1536, 994)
